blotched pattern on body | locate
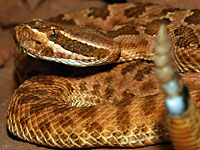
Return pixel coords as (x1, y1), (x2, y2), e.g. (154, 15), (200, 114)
(8, 2), (200, 149)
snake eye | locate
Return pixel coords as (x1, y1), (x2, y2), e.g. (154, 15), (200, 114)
(52, 29), (56, 39)
(48, 29), (59, 41)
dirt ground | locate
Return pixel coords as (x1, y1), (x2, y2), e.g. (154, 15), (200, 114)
(0, 0), (199, 150)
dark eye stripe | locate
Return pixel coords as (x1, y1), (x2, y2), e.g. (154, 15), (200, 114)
(46, 30), (109, 59)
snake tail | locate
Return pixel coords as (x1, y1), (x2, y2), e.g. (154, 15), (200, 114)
(155, 25), (200, 150)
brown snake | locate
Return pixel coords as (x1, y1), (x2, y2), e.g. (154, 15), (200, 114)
(8, 2), (200, 149)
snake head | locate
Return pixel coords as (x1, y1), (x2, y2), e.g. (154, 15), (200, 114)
(13, 19), (120, 67)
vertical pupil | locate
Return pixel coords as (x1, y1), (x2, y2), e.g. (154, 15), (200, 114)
(52, 29), (56, 39)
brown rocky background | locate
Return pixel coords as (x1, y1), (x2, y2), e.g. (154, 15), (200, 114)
(0, 0), (199, 150)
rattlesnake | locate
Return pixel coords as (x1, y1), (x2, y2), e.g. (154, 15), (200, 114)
(8, 2), (200, 149)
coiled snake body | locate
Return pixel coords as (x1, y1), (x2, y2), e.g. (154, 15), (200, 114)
(8, 2), (200, 149)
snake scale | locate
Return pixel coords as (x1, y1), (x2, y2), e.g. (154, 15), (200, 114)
(7, 2), (200, 149)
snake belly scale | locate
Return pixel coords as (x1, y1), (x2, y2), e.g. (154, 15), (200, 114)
(8, 2), (200, 149)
